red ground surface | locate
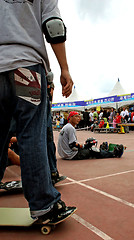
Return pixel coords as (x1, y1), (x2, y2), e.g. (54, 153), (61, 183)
(0, 130), (134, 240)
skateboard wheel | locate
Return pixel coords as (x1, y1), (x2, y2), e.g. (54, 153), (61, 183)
(41, 226), (51, 235)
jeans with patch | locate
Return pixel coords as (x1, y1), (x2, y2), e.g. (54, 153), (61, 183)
(0, 64), (61, 216)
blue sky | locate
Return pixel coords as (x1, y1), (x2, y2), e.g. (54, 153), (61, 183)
(46, 0), (134, 103)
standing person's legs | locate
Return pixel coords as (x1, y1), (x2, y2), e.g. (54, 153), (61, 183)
(47, 98), (63, 185)
(47, 97), (57, 174)
(0, 72), (16, 181)
(11, 64), (61, 217)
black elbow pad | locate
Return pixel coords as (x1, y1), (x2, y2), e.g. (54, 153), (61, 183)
(42, 17), (66, 44)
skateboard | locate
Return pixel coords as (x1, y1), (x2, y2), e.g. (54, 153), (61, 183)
(0, 207), (77, 234)
(0, 180), (23, 193)
(0, 176), (67, 193)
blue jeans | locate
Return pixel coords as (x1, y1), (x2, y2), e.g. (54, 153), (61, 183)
(0, 64), (61, 216)
(47, 98), (57, 173)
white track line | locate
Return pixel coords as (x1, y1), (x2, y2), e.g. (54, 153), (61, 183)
(72, 214), (114, 240)
(66, 176), (134, 208)
(58, 169), (134, 186)
(7, 168), (134, 208)
(79, 169), (134, 183)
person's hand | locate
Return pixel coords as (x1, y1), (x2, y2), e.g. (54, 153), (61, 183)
(10, 137), (17, 144)
(60, 69), (73, 98)
(10, 137), (17, 143)
(9, 137), (17, 147)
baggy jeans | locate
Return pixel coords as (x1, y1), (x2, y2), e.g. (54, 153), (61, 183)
(0, 64), (61, 216)
(47, 97), (57, 173)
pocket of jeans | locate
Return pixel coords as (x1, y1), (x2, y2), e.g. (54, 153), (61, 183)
(14, 67), (41, 106)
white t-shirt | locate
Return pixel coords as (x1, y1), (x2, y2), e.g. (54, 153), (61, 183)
(89, 112), (94, 121)
(0, 0), (61, 72)
(58, 123), (78, 159)
(120, 110), (129, 118)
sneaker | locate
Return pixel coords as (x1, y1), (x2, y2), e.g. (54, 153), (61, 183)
(37, 200), (74, 224)
(113, 144), (124, 158)
(51, 171), (60, 185)
(100, 142), (108, 151)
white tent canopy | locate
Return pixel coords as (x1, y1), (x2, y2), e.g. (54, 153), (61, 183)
(108, 78), (126, 96)
(52, 86), (85, 111)
(52, 79), (134, 111)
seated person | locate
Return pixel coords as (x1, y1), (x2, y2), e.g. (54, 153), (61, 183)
(7, 136), (63, 185)
(116, 112), (121, 126)
(58, 111), (124, 160)
(98, 119), (104, 128)
(90, 117), (98, 132)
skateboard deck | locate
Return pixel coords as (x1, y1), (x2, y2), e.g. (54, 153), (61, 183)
(0, 180), (23, 192)
(0, 176), (67, 192)
(0, 207), (77, 234)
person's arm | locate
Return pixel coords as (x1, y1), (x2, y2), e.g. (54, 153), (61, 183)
(69, 142), (83, 151)
(50, 42), (73, 98)
(42, 11), (73, 98)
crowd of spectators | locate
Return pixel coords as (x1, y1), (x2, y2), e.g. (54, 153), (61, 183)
(53, 107), (134, 131)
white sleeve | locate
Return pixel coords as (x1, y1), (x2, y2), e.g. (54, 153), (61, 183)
(41, 0), (61, 24)
(68, 127), (77, 144)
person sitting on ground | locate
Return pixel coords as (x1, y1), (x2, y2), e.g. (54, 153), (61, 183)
(6, 135), (63, 186)
(58, 111), (124, 160)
